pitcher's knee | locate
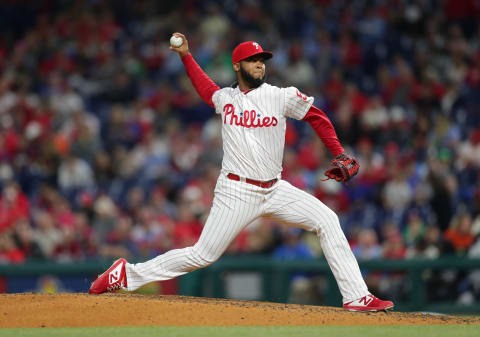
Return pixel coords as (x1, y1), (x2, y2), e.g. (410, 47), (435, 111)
(315, 208), (341, 235)
(188, 245), (220, 268)
(327, 208), (340, 225)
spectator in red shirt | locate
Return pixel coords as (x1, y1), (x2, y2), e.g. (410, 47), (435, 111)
(444, 214), (475, 255)
(0, 182), (29, 234)
(174, 204), (202, 248)
(0, 232), (25, 264)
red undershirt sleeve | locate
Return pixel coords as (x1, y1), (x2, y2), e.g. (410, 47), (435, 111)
(181, 53), (220, 108)
(302, 105), (344, 157)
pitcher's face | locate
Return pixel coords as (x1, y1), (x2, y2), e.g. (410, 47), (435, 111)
(234, 54), (266, 88)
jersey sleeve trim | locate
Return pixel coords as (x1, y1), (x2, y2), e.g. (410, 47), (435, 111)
(211, 89), (222, 114)
(283, 86), (314, 120)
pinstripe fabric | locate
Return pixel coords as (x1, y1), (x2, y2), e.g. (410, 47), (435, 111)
(263, 179), (369, 302)
(125, 173), (264, 291)
(211, 83), (313, 181)
(124, 82), (369, 304)
(125, 174), (369, 303)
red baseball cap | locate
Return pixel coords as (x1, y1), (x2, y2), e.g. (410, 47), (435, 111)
(232, 41), (273, 64)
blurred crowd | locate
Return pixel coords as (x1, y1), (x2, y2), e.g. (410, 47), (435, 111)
(0, 0), (480, 301)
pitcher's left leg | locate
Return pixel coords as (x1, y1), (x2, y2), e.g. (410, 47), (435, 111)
(265, 180), (368, 303)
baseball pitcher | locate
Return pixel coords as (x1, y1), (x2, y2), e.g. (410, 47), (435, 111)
(89, 33), (394, 312)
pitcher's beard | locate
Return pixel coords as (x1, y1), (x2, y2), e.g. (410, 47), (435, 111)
(240, 65), (265, 88)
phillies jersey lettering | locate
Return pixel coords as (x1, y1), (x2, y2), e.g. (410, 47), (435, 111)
(223, 104), (278, 128)
(212, 83), (313, 181)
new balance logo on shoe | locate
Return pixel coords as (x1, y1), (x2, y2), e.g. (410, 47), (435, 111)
(109, 264), (123, 284)
(359, 295), (373, 306)
(343, 294), (394, 312)
(89, 258), (128, 295)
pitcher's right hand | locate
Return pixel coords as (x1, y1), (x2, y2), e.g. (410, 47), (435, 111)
(169, 32), (189, 58)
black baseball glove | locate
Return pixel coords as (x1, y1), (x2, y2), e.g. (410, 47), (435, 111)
(324, 153), (360, 182)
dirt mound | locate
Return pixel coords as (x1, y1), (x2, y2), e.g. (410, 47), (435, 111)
(0, 293), (478, 328)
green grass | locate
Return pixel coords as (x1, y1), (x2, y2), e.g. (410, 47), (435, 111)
(1, 326), (479, 337)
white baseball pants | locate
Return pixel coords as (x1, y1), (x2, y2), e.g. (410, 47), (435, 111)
(125, 172), (369, 303)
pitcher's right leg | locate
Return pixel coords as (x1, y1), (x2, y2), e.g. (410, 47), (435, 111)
(124, 175), (263, 291)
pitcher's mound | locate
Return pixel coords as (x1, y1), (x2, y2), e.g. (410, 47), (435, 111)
(0, 293), (478, 328)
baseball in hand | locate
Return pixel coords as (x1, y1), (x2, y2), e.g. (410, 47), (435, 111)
(170, 35), (183, 48)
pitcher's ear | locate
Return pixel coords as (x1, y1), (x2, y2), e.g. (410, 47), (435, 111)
(233, 62), (240, 71)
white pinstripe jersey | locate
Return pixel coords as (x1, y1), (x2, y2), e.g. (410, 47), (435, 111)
(211, 83), (314, 181)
